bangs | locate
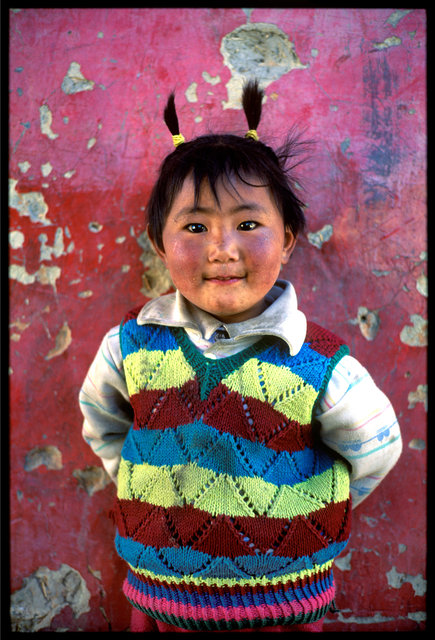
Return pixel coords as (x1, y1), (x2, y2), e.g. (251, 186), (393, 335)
(181, 138), (276, 208)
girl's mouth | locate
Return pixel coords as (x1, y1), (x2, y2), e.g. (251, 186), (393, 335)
(205, 275), (244, 284)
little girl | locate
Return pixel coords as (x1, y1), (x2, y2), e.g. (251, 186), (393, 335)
(79, 81), (402, 632)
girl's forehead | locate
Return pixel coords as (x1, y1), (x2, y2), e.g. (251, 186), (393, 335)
(175, 173), (271, 204)
(166, 175), (281, 224)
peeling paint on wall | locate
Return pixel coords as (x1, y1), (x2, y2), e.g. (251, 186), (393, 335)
(24, 446), (63, 471)
(39, 228), (65, 261)
(351, 306), (380, 341)
(221, 22), (307, 109)
(408, 438), (425, 450)
(41, 162), (53, 177)
(416, 273), (427, 297)
(407, 384), (427, 411)
(371, 36), (402, 51)
(307, 224), (333, 249)
(202, 71), (221, 85)
(400, 314), (427, 347)
(9, 179), (52, 225)
(137, 231), (172, 298)
(73, 466), (111, 495)
(10, 564), (91, 631)
(61, 61), (95, 94)
(39, 104), (59, 140)
(386, 566), (427, 597)
(9, 263), (61, 290)
(185, 82), (198, 103)
(18, 161), (31, 173)
(334, 549), (353, 571)
(9, 230), (25, 249)
(45, 322), (72, 360)
(386, 10), (413, 27)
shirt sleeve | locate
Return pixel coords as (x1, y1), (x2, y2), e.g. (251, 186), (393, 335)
(314, 354), (402, 508)
(78, 325), (133, 484)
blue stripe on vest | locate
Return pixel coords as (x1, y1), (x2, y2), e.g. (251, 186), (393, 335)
(121, 421), (334, 486)
(115, 533), (347, 579)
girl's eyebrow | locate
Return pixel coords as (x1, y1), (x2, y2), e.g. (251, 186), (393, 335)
(173, 202), (264, 221)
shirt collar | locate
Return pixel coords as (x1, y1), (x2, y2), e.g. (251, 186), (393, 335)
(136, 279), (307, 356)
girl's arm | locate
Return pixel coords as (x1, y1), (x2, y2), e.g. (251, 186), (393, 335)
(315, 355), (402, 507)
(79, 326), (133, 484)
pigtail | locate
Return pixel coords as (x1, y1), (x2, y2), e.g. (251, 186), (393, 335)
(242, 80), (264, 141)
(164, 93), (185, 147)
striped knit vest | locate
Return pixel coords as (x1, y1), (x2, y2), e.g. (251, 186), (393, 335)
(112, 307), (352, 631)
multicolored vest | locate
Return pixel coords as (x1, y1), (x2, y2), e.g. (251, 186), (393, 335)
(111, 307), (352, 630)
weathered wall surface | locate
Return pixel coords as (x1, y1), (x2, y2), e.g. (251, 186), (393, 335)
(9, 8), (426, 632)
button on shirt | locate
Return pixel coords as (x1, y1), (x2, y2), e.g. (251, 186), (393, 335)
(79, 280), (402, 507)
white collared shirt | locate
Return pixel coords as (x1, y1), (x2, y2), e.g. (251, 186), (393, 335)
(79, 280), (402, 507)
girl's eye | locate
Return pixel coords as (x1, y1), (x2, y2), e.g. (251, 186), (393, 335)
(186, 223), (207, 233)
(238, 221), (258, 231)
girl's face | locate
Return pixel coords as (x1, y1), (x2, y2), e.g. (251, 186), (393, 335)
(150, 175), (296, 324)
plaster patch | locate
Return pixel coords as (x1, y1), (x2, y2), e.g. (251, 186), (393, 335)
(9, 179), (52, 225)
(334, 549), (353, 571)
(372, 269), (390, 277)
(324, 611), (396, 625)
(73, 466), (111, 495)
(39, 104), (59, 140)
(61, 61), (95, 94)
(10, 564), (90, 632)
(416, 273), (427, 297)
(39, 228), (65, 261)
(89, 221), (103, 232)
(45, 322), (72, 360)
(408, 384), (427, 411)
(386, 566), (426, 597)
(10, 318), (30, 332)
(387, 10), (413, 27)
(202, 71), (221, 85)
(221, 23), (308, 109)
(307, 224), (333, 249)
(185, 82), (198, 103)
(353, 306), (380, 341)
(87, 137), (97, 149)
(372, 36), (402, 50)
(9, 230), (25, 249)
(408, 438), (425, 450)
(64, 170), (76, 179)
(408, 612), (426, 623)
(41, 162), (53, 177)
(24, 446), (63, 471)
(137, 231), (173, 298)
(9, 264), (61, 290)
(18, 161), (31, 173)
(400, 314), (427, 347)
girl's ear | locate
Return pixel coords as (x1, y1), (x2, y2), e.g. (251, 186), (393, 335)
(147, 224), (167, 264)
(281, 226), (297, 265)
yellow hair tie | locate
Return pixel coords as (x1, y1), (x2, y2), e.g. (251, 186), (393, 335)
(245, 129), (259, 141)
(172, 133), (185, 147)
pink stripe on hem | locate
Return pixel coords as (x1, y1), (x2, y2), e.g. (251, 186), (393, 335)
(123, 580), (334, 623)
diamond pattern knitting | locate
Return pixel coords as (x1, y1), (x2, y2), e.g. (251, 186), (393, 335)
(113, 309), (352, 630)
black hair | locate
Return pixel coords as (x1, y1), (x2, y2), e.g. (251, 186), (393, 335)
(147, 80), (310, 251)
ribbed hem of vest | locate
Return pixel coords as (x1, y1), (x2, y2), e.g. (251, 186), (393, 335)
(127, 601), (330, 631)
(122, 568), (335, 631)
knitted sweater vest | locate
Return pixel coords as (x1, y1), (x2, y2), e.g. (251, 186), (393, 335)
(112, 307), (352, 631)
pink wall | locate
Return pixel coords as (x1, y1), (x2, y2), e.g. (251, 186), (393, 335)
(9, 8), (426, 631)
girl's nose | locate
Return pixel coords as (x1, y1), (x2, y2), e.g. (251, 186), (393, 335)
(207, 229), (240, 262)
